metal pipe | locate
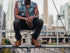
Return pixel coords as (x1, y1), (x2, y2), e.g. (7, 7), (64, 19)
(27, 47), (31, 53)
(57, 16), (59, 46)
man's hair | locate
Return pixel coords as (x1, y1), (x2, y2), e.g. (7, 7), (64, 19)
(26, 0), (31, 2)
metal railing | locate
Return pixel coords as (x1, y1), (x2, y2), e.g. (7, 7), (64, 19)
(0, 30), (70, 53)
(1, 45), (70, 53)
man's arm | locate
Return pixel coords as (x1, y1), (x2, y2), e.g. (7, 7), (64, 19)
(34, 4), (39, 18)
(29, 4), (39, 18)
(14, 2), (27, 20)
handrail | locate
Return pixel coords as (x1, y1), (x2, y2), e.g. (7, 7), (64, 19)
(1, 45), (70, 48)
(0, 30), (70, 33)
(0, 30), (70, 53)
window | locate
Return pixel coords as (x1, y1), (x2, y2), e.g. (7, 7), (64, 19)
(61, 32), (64, 34)
(52, 32), (55, 34)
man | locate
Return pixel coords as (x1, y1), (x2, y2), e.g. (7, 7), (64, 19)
(13, 0), (43, 47)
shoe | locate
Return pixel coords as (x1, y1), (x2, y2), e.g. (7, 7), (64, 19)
(13, 40), (21, 47)
(32, 38), (41, 47)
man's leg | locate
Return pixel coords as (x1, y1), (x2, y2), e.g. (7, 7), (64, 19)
(31, 18), (43, 47)
(13, 18), (43, 47)
(13, 19), (31, 47)
(13, 19), (30, 41)
(13, 19), (22, 41)
(32, 18), (43, 40)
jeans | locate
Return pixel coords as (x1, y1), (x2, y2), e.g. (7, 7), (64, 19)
(13, 18), (43, 41)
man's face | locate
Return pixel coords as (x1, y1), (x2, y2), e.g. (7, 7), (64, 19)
(24, 0), (31, 5)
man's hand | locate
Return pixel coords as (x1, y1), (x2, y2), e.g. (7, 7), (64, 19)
(28, 16), (34, 23)
(25, 18), (34, 28)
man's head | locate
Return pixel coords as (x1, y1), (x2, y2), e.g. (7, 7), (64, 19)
(24, 0), (31, 5)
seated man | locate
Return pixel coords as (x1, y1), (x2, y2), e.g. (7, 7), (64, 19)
(13, 0), (44, 47)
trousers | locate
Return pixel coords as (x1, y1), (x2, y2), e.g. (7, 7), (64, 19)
(13, 18), (43, 41)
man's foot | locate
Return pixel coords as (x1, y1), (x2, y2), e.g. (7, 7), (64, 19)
(32, 38), (41, 47)
(13, 40), (21, 47)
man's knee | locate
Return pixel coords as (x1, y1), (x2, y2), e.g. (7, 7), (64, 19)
(34, 19), (44, 28)
(38, 19), (44, 25)
(13, 19), (20, 25)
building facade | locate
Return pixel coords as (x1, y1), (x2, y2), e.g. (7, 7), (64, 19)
(59, 5), (65, 26)
(6, 0), (16, 41)
(0, 0), (3, 30)
(65, 3), (70, 31)
(43, 0), (49, 25)
(2, 13), (6, 30)
(60, 6), (65, 19)
(49, 15), (53, 26)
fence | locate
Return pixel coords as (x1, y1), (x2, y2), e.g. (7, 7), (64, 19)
(0, 30), (70, 53)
